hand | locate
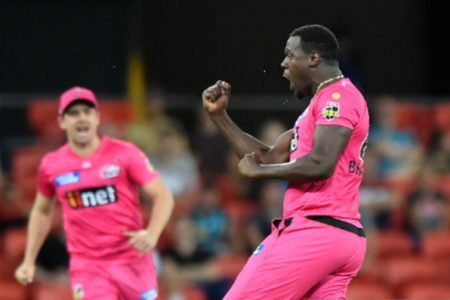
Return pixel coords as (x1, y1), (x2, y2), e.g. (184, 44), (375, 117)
(238, 152), (262, 179)
(124, 230), (156, 256)
(202, 80), (231, 114)
(15, 262), (35, 286)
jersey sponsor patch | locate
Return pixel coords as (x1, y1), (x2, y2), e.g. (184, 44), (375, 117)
(99, 164), (120, 179)
(55, 171), (80, 187)
(141, 288), (158, 300)
(322, 101), (340, 121)
(65, 185), (117, 209)
(73, 284), (84, 300)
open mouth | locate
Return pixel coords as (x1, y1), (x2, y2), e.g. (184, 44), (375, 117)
(76, 125), (90, 134)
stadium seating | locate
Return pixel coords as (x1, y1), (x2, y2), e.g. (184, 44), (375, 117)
(374, 231), (413, 260)
(32, 282), (72, 300)
(399, 282), (450, 299)
(435, 102), (450, 131)
(347, 280), (393, 299)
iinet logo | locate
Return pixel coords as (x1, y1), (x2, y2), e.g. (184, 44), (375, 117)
(66, 186), (117, 209)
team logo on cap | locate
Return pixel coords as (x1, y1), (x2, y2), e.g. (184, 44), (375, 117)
(99, 164), (120, 179)
(322, 101), (340, 121)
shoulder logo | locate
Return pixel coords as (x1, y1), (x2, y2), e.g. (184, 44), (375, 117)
(322, 101), (340, 121)
(332, 92), (341, 100)
(55, 172), (80, 187)
(99, 164), (120, 179)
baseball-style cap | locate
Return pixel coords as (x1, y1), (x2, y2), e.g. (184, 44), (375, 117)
(59, 86), (98, 115)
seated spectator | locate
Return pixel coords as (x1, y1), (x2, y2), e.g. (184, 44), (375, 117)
(244, 180), (284, 252)
(429, 130), (450, 174)
(370, 95), (423, 181)
(161, 217), (229, 300)
(192, 108), (229, 181)
(192, 183), (229, 256)
(125, 86), (181, 157)
(406, 166), (449, 250)
(151, 126), (200, 203)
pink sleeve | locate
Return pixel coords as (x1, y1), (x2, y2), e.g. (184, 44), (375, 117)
(37, 157), (55, 198)
(126, 144), (159, 187)
(314, 88), (359, 129)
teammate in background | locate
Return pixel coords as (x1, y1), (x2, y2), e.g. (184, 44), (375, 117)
(15, 86), (174, 300)
(202, 24), (369, 299)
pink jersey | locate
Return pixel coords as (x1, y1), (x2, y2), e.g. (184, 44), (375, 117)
(284, 78), (369, 220)
(38, 136), (159, 261)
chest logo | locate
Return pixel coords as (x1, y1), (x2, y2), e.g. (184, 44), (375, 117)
(55, 171), (80, 187)
(99, 164), (120, 179)
(66, 185), (117, 209)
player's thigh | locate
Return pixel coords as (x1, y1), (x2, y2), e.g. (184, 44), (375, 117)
(70, 267), (120, 300)
(109, 254), (159, 300)
(226, 216), (365, 300)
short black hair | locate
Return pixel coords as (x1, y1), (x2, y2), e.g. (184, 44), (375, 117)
(290, 24), (339, 61)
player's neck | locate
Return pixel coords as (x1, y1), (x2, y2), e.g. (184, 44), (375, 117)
(69, 136), (102, 157)
(313, 68), (343, 94)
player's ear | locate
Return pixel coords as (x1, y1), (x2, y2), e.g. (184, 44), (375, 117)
(309, 51), (320, 68)
(58, 115), (66, 130)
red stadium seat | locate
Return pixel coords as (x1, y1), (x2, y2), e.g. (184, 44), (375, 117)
(435, 102), (450, 131)
(347, 280), (393, 300)
(27, 100), (62, 140)
(375, 231), (413, 260)
(32, 282), (73, 300)
(383, 257), (441, 288)
(400, 282), (450, 299)
(2, 228), (27, 264)
(396, 102), (436, 147)
(423, 232), (450, 261)
(0, 280), (28, 300)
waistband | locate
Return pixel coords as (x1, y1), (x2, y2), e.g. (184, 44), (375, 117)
(306, 215), (365, 237)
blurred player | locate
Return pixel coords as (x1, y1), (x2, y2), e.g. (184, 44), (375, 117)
(15, 86), (174, 300)
(202, 24), (369, 299)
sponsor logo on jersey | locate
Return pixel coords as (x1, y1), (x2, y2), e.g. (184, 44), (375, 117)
(322, 101), (340, 120)
(73, 284), (84, 299)
(55, 171), (80, 187)
(141, 288), (158, 300)
(252, 243), (264, 256)
(65, 185), (117, 209)
(99, 164), (120, 179)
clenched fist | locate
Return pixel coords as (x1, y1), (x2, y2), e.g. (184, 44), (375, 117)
(202, 80), (231, 114)
(15, 262), (35, 286)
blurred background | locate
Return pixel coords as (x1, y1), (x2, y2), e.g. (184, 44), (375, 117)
(1, 0), (450, 299)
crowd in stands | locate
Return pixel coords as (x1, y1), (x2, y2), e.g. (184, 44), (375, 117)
(0, 90), (449, 300)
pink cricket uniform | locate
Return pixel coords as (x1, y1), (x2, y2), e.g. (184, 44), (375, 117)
(38, 137), (160, 300)
(225, 78), (369, 300)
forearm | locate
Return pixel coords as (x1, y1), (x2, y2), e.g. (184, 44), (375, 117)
(23, 207), (53, 264)
(146, 191), (174, 243)
(210, 111), (270, 159)
(257, 154), (331, 181)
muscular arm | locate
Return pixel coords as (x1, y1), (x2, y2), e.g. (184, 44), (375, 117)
(211, 111), (292, 163)
(246, 125), (352, 181)
(202, 80), (291, 164)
